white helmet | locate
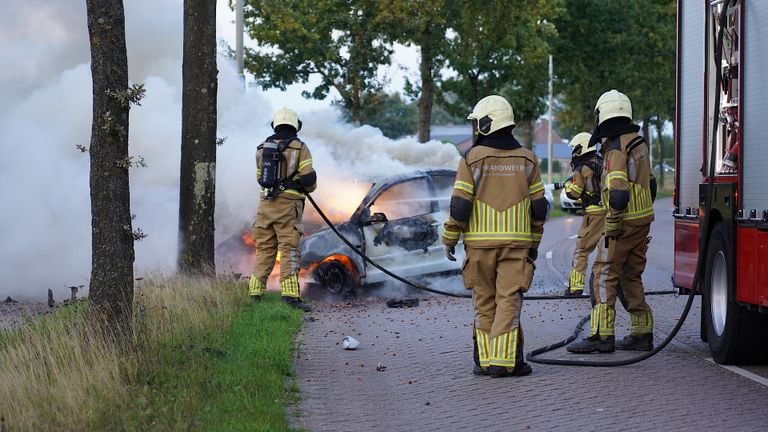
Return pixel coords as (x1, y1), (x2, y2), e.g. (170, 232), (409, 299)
(467, 95), (516, 137)
(568, 132), (595, 157)
(271, 107), (302, 131)
(594, 90), (632, 125)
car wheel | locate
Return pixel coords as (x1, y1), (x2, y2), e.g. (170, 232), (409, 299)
(703, 224), (768, 364)
(314, 258), (359, 298)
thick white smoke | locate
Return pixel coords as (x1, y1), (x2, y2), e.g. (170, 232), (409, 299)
(0, 0), (460, 300)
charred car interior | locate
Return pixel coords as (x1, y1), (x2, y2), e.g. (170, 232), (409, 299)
(300, 169), (466, 296)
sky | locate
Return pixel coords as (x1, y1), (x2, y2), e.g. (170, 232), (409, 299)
(0, 0), (457, 300)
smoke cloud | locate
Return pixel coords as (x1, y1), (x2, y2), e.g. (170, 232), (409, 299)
(0, 0), (459, 300)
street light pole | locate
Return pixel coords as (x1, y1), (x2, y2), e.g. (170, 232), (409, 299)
(547, 54), (553, 185)
(235, 0), (244, 88)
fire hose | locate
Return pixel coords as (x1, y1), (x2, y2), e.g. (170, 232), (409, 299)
(526, 2), (731, 366)
(306, 193), (674, 302)
(301, 1), (730, 367)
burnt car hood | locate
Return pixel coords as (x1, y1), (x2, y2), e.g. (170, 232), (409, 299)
(299, 221), (365, 273)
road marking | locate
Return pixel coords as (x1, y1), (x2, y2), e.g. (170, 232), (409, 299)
(568, 234), (578, 239)
(546, 251), (553, 259)
(654, 325), (768, 389)
(704, 359), (768, 388)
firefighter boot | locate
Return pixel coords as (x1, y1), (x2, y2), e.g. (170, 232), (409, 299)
(282, 296), (313, 312)
(616, 333), (654, 351)
(488, 363), (533, 378)
(566, 335), (615, 354)
(563, 286), (584, 297)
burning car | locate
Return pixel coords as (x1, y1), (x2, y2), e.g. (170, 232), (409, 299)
(300, 169), (465, 296)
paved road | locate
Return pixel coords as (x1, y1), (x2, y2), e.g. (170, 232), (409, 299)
(290, 198), (768, 431)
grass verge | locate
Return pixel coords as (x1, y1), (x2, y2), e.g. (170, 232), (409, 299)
(0, 279), (303, 432)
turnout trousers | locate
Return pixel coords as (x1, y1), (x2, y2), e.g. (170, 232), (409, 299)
(569, 211), (606, 292)
(249, 196), (304, 298)
(589, 223), (653, 338)
(464, 246), (535, 371)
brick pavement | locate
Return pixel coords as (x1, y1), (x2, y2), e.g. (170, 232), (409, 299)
(290, 200), (768, 431)
(289, 293), (768, 432)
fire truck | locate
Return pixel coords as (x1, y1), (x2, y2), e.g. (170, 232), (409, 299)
(675, 0), (768, 364)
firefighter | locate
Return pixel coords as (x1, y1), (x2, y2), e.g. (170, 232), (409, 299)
(567, 90), (655, 353)
(443, 95), (548, 377)
(248, 107), (317, 312)
(562, 132), (606, 297)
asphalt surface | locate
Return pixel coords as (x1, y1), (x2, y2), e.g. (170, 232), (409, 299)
(289, 198), (768, 432)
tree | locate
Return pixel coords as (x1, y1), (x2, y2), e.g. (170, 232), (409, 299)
(85, 0), (136, 335)
(553, 0), (676, 141)
(437, 0), (561, 149)
(243, 0), (394, 123)
(338, 92), (417, 138)
(178, 0), (218, 276)
(384, 0), (452, 142)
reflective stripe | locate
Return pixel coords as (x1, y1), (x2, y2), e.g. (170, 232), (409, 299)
(489, 328), (519, 367)
(282, 189), (305, 198)
(249, 275), (266, 296)
(605, 220), (622, 231)
(465, 198), (533, 243)
(567, 182), (583, 196)
(454, 180), (474, 194)
(625, 183), (654, 220)
(629, 311), (654, 335)
(529, 181), (544, 195)
(443, 229), (460, 241)
(280, 274), (301, 298)
(607, 171), (628, 183)
(589, 303), (615, 337)
(476, 329), (491, 368)
(569, 268), (585, 291)
(585, 205), (607, 214)
(298, 158), (312, 171)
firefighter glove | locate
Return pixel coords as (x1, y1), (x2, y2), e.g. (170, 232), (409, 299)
(528, 248), (538, 261)
(445, 245), (456, 261)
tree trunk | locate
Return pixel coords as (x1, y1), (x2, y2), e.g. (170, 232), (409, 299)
(417, 26), (434, 143)
(519, 119), (534, 150)
(179, 0), (218, 276)
(85, 0), (134, 336)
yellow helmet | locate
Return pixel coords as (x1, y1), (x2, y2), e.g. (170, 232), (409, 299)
(467, 95), (516, 137)
(568, 132), (595, 157)
(594, 89), (632, 125)
(271, 107), (302, 131)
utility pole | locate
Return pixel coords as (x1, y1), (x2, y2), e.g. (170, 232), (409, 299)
(547, 54), (553, 184)
(235, 0), (244, 88)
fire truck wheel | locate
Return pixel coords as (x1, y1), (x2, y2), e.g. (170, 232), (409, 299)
(588, 273), (627, 309)
(703, 223), (768, 364)
(314, 258), (359, 298)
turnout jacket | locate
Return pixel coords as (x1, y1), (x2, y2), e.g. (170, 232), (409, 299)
(566, 163), (607, 215)
(443, 138), (546, 250)
(601, 132), (654, 236)
(256, 137), (316, 201)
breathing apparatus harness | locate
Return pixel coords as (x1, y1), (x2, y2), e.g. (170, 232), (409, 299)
(258, 138), (302, 200)
(570, 152), (604, 209)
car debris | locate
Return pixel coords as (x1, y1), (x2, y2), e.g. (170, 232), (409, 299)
(3, 296), (17, 304)
(386, 298), (420, 308)
(376, 361), (386, 371)
(342, 335), (360, 350)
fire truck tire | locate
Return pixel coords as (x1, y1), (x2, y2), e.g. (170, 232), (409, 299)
(313, 258), (359, 298)
(703, 224), (768, 364)
(588, 273), (627, 309)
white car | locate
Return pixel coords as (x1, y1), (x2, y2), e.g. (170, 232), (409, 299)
(300, 169), (466, 296)
(560, 188), (581, 213)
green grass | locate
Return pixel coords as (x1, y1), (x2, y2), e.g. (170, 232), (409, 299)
(1, 279), (304, 432)
(194, 294), (303, 431)
(103, 291), (303, 431)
